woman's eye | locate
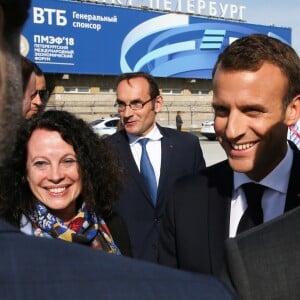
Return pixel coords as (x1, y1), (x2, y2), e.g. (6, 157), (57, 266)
(61, 159), (77, 168)
(33, 161), (48, 169)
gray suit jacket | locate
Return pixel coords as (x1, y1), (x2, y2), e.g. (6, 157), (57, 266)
(222, 205), (300, 300)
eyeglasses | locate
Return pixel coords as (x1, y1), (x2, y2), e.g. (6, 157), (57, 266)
(30, 89), (50, 102)
(114, 96), (157, 112)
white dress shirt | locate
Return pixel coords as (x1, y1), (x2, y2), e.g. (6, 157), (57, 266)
(127, 124), (163, 186)
(229, 144), (293, 237)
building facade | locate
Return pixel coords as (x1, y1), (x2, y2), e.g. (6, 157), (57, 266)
(22, 0), (291, 129)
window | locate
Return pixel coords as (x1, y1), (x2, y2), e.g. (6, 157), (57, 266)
(100, 88), (116, 93)
(161, 88), (182, 95)
(190, 89), (210, 95)
(64, 87), (90, 93)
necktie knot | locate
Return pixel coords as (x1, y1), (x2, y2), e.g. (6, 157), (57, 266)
(243, 182), (265, 211)
(139, 137), (148, 148)
(237, 182), (265, 234)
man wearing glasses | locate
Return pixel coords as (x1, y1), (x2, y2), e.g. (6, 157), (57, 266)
(21, 56), (49, 119)
(108, 72), (206, 262)
(33, 61), (50, 114)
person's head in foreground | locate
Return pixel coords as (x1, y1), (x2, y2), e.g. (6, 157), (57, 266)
(0, 0), (31, 165)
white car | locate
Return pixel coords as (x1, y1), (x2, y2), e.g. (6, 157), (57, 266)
(90, 117), (120, 137)
(200, 119), (216, 140)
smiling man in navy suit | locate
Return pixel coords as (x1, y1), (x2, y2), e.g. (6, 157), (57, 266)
(108, 72), (206, 262)
(159, 34), (300, 276)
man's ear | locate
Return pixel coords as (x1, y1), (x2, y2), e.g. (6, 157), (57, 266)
(154, 95), (163, 113)
(285, 95), (300, 126)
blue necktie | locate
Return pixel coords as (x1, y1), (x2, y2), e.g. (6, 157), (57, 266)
(139, 138), (157, 206)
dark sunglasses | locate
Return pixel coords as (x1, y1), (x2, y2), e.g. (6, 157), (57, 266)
(30, 89), (50, 102)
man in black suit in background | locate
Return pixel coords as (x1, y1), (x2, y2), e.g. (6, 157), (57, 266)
(0, 1), (236, 299)
(159, 34), (300, 276)
(108, 72), (206, 262)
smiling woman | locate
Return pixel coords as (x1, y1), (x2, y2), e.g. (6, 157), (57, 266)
(0, 110), (131, 256)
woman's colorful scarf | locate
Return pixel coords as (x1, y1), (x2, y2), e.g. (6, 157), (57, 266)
(27, 202), (121, 255)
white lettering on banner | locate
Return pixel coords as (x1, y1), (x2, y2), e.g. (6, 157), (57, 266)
(219, 3), (228, 18)
(73, 22), (102, 31)
(176, 0), (182, 11)
(198, 0), (205, 13)
(71, 11), (117, 31)
(80, 0), (246, 21)
(34, 35), (74, 46)
(162, 0), (172, 11)
(187, 0), (195, 14)
(33, 35), (75, 62)
(33, 7), (67, 26)
(209, 2), (217, 16)
(72, 11), (118, 23)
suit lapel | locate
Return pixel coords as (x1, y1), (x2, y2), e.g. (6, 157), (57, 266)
(157, 132), (173, 201)
(207, 161), (233, 274)
(285, 146), (300, 211)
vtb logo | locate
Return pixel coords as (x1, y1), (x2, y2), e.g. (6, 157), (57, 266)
(33, 7), (67, 26)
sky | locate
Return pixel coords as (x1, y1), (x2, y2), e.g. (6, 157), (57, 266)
(233, 0), (299, 54)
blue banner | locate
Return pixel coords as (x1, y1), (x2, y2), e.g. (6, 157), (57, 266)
(21, 0), (291, 79)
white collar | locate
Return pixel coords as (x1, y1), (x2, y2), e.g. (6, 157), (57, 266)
(128, 124), (163, 145)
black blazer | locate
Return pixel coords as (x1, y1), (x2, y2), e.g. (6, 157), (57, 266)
(158, 146), (300, 275)
(0, 218), (237, 300)
(108, 125), (205, 262)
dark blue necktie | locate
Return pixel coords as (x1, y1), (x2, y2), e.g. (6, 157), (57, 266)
(139, 138), (157, 206)
(237, 183), (265, 234)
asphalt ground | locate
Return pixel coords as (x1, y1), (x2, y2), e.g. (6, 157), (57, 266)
(199, 138), (227, 167)
(187, 131), (227, 167)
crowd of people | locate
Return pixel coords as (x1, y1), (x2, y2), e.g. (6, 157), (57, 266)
(1, 0), (300, 299)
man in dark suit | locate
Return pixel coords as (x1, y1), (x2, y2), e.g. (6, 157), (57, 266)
(159, 34), (300, 276)
(108, 72), (206, 262)
(0, 2), (237, 299)
(222, 205), (300, 300)
(176, 110), (183, 131)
